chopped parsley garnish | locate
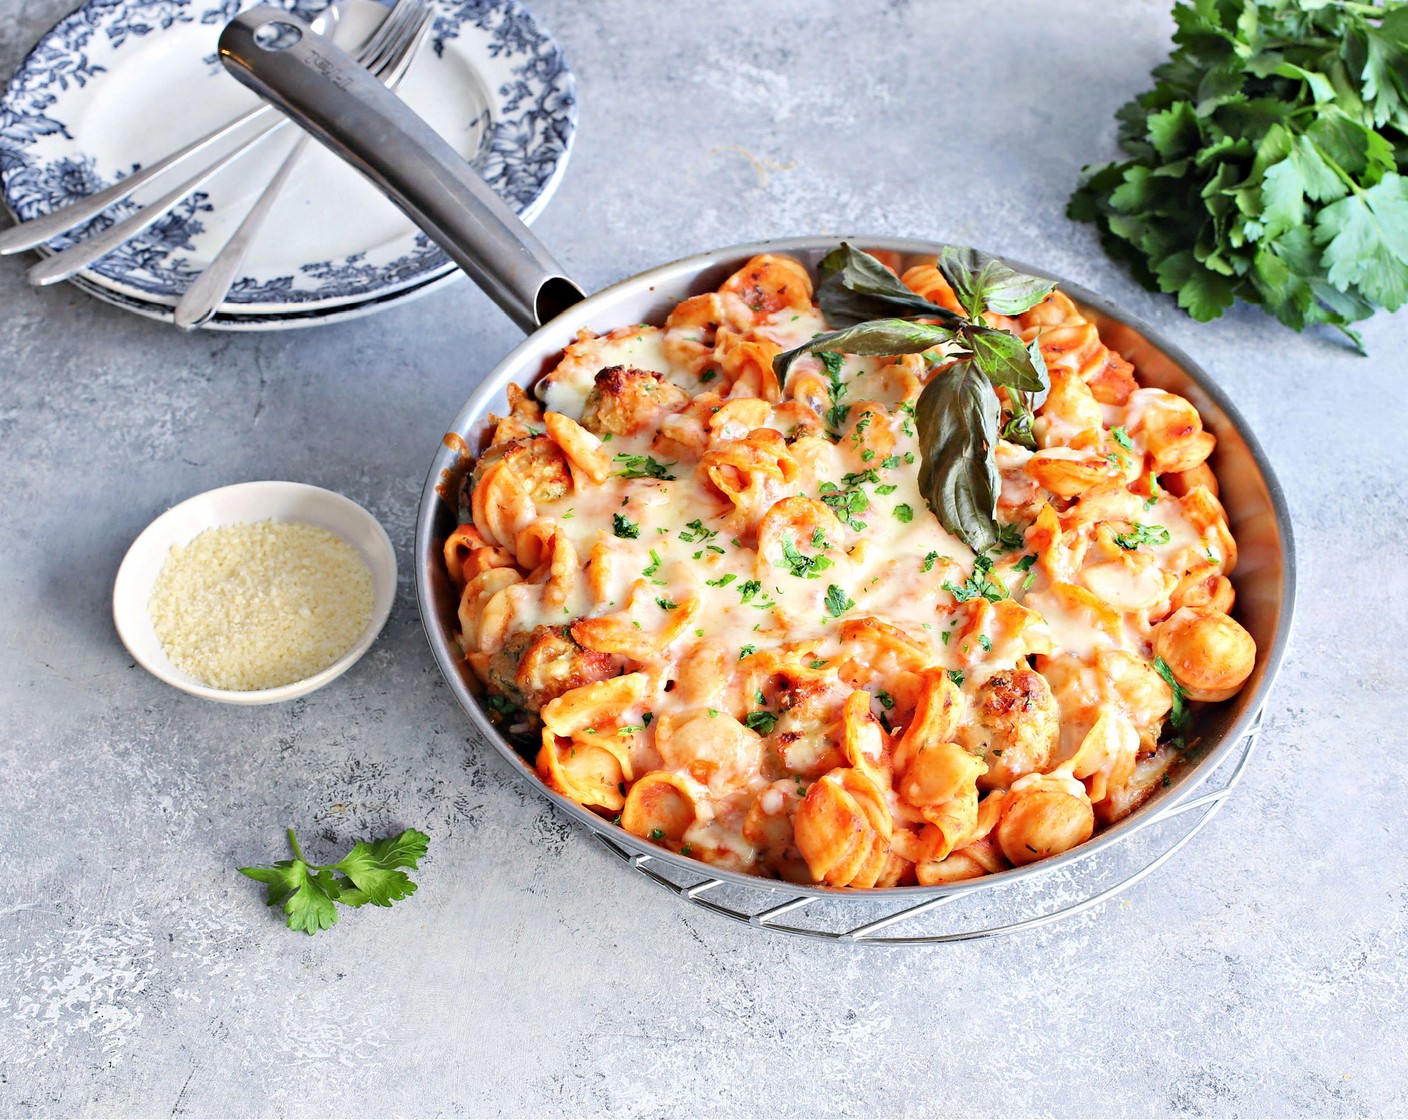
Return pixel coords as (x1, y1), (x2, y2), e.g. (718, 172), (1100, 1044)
(824, 584), (855, 617)
(705, 573), (737, 587)
(618, 723), (644, 735)
(699, 369), (717, 383)
(680, 519), (718, 544)
(1113, 523), (1171, 551)
(842, 468), (881, 487)
(613, 453), (676, 481)
(655, 596), (678, 611)
(1144, 472), (1161, 511)
(649, 828), (666, 841)
(861, 449), (876, 462)
(893, 503), (914, 523)
(809, 659), (827, 669)
(819, 351), (845, 377)
(875, 689), (895, 710)
(818, 482), (868, 531)
(978, 634), (992, 651)
(943, 555), (1008, 603)
(739, 579), (762, 603)
(903, 451), (915, 464)
(875, 483), (897, 496)
(1111, 426), (1134, 452)
(1153, 655), (1191, 741)
(921, 551), (940, 573)
(1014, 552), (1039, 590)
(947, 669), (965, 687)
(739, 644), (757, 659)
(642, 549), (664, 583)
(881, 454), (900, 470)
(994, 521), (1026, 552)
(819, 351), (851, 431)
(485, 694), (517, 716)
(744, 710), (779, 735)
(612, 513), (640, 539)
(781, 536), (834, 579)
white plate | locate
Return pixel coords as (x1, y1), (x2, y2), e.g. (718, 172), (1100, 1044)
(113, 481), (398, 704)
(1, 0), (575, 322)
(67, 256), (459, 330)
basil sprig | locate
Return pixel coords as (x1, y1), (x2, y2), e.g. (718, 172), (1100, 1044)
(774, 318), (957, 382)
(771, 243), (1056, 553)
(817, 243), (964, 328)
(916, 362), (1003, 554)
(936, 245), (1057, 319)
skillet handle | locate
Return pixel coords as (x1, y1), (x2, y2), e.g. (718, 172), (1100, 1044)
(218, 6), (584, 334)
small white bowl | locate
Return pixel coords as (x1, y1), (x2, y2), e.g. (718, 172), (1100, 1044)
(113, 481), (397, 705)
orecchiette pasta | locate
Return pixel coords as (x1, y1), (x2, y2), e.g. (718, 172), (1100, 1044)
(445, 251), (1257, 886)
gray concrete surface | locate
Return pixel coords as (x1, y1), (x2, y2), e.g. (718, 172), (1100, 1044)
(2, 1), (1405, 1116)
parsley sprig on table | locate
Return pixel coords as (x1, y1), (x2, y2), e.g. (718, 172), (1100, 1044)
(240, 827), (429, 936)
(1071, 0), (1408, 351)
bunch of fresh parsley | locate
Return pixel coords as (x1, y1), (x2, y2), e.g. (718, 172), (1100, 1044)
(1070, 0), (1408, 351)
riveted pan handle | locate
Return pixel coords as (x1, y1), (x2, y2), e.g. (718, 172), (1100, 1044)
(219, 6), (585, 333)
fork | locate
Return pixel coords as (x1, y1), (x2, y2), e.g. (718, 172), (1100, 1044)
(175, 2), (431, 329)
(25, 1), (428, 288)
(0, 5), (390, 258)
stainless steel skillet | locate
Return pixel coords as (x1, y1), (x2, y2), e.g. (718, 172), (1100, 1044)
(219, 8), (1295, 943)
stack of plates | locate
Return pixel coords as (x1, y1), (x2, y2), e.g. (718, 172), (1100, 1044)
(0, 0), (575, 331)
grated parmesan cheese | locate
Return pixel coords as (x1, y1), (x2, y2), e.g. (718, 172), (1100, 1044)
(148, 519), (374, 691)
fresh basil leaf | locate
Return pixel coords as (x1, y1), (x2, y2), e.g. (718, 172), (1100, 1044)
(915, 361), (1002, 554)
(963, 324), (1046, 393)
(817, 243), (960, 328)
(773, 319), (955, 385)
(938, 246), (1056, 318)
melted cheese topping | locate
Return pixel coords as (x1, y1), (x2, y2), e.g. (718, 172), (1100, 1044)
(449, 255), (1251, 887)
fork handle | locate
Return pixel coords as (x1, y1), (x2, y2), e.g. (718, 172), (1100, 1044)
(173, 135), (311, 330)
(0, 104), (276, 256)
(26, 118), (291, 287)
(219, 6), (583, 333)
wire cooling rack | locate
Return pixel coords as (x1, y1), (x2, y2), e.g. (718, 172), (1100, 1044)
(591, 708), (1263, 945)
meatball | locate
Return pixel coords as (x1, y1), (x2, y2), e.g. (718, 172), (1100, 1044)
(475, 435), (571, 504)
(578, 366), (690, 438)
(487, 625), (618, 714)
(953, 669), (1060, 790)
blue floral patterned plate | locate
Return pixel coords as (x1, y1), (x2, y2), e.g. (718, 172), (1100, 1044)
(0, 0), (575, 324)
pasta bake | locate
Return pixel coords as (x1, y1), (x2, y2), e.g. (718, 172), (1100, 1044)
(443, 250), (1256, 887)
